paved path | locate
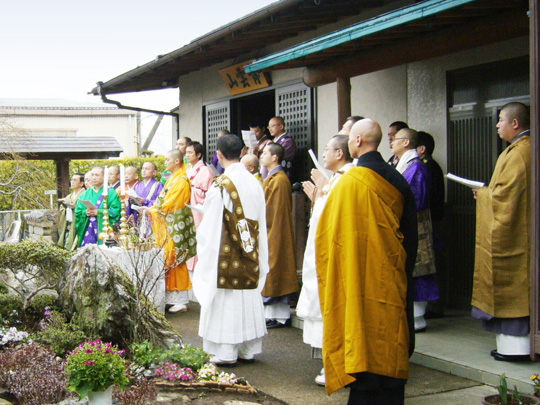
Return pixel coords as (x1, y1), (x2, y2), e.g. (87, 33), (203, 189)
(167, 302), (493, 404)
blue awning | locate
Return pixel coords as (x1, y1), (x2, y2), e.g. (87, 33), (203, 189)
(245, 0), (480, 73)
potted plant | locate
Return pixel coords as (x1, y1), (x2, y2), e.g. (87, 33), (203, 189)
(65, 339), (129, 404)
(482, 374), (540, 405)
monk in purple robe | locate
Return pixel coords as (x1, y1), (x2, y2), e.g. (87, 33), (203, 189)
(127, 162), (164, 232)
(392, 128), (439, 332)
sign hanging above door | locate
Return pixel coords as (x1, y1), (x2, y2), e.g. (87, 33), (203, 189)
(219, 60), (271, 96)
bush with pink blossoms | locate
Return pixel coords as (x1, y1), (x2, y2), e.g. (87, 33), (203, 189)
(154, 362), (195, 381)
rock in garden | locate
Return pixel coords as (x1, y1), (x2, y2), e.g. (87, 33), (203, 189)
(58, 245), (182, 348)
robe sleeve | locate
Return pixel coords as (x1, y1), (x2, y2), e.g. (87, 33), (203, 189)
(145, 181), (164, 207)
(103, 188), (121, 224)
(192, 183), (223, 308)
(158, 177), (190, 214)
(281, 137), (297, 162)
(74, 192), (89, 246)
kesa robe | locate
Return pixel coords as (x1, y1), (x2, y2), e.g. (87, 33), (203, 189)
(126, 178), (164, 225)
(75, 186), (121, 247)
(151, 167), (192, 292)
(472, 135), (531, 318)
(193, 163), (269, 347)
(296, 163), (353, 350)
(316, 166), (410, 395)
(186, 160), (214, 272)
(261, 167), (299, 297)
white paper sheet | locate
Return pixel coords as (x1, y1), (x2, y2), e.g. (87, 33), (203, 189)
(241, 130), (258, 148)
(308, 149), (330, 179)
(446, 173), (485, 189)
(79, 200), (97, 209)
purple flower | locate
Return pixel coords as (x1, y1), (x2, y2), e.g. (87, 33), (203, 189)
(85, 349), (93, 354)
(118, 350), (125, 357)
(85, 360), (95, 366)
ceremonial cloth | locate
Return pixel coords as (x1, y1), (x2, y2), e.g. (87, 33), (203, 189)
(151, 166), (192, 292)
(316, 166), (410, 396)
(261, 167), (299, 297)
(193, 162), (269, 344)
(75, 186), (121, 247)
(472, 135), (531, 318)
(126, 177), (164, 224)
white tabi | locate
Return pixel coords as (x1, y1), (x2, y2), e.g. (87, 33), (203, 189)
(193, 162), (269, 361)
(296, 163), (353, 350)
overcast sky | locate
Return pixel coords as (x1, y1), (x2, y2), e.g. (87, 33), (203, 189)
(2, 0), (276, 153)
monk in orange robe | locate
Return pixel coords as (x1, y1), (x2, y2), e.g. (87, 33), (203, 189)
(146, 149), (193, 313)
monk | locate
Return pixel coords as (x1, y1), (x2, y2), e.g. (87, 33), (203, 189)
(127, 161), (164, 230)
(143, 150), (193, 313)
(58, 173), (86, 250)
(472, 102), (531, 361)
(185, 141), (214, 272)
(260, 142), (299, 328)
(241, 153), (263, 185)
(75, 166), (121, 247)
(316, 119), (417, 403)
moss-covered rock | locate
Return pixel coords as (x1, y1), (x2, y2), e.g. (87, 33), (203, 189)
(58, 245), (181, 348)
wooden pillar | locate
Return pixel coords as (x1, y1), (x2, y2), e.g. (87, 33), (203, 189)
(530, 0), (540, 359)
(56, 158), (70, 199)
(337, 76), (351, 130)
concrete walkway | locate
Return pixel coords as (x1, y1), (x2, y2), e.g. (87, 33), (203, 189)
(167, 303), (497, 404)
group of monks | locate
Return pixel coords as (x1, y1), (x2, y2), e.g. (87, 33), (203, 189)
(55, 103), (532, 404)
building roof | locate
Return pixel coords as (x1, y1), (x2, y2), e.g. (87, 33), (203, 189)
(91, 0), (399, 95)
(0, 98), (117, 110)
(245, 0), (529, 85)
(0, 136), (123, 160)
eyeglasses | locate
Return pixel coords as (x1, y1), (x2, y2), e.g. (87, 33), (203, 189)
(267, 124), (280, 129)
(324, 148), (339, 152)
(393, 137), (409, 141)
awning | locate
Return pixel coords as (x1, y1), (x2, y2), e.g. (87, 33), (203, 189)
(244, 0), (529, 76)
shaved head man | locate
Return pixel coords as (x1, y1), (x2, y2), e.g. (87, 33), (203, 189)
(317, 118), (417, 403)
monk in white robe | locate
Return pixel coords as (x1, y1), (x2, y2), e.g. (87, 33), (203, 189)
(193, 134), (269, 366)
(297, 135), (353, 386)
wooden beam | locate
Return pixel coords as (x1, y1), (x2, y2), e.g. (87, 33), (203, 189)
(530, 0), (540, 360)
(303, 10), (528, 87)
(337, 77), (351, 130)
(56, 158), (70, 199)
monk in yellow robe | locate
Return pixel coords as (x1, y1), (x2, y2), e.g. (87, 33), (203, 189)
(472, 102), (531, 361)
(145, 149), (193, 313)
(316, 119), (417, 404)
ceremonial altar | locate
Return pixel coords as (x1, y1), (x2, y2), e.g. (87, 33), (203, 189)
(99, 246), (166, 314)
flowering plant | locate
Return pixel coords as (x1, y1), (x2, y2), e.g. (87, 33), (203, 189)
(531, 373), (540, 397)
(0, 325), (30, 347)
(65, 339), (129, 399)
(197, 362), (237, 384)
(154, 362), (195, 381)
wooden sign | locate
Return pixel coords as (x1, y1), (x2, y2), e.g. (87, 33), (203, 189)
(219, 60), (271, 95)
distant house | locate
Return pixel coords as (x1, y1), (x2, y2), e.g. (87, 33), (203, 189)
(0, 98), (140, 157)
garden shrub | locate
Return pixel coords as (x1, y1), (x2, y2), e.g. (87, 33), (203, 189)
(113, 375), (158, 405)
(70, 156), (166, 182)
(130, 340), (164, 368)
(0, 280), (7, 295)
(0, 294), (23, 325)
(26, 293), (60, 321)
(130, 340), (209, 371)
(36, 310), (89, 357)
(0, 342), (74, 404)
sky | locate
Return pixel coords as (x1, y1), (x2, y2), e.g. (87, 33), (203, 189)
(1, 0), (276, 154)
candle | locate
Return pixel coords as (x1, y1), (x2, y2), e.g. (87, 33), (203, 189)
(103, 167), (108, 194)
(120, 164), (125, 196)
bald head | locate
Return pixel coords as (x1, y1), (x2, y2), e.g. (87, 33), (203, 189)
(241, 153), (260, 174)
(348, 119), (382, 159)
(165, 149), (185, 173)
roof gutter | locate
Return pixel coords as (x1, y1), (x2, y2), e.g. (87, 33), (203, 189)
(90, 0), (302, 95)
(244, 0), (479, 73)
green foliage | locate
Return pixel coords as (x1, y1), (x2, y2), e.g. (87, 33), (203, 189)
(0, 159), (57, 210)
(27, 294), (60, 318)
(70, 156), (166, 182)
(65, 340), (129, 399)
(130, 340), (209, 371)
(0, 238), (73, 284)
(0, 294), (23, 324)
(36, 311), (88, 357)
(0, 280), (7, 295)
(499, 374), (508, 404)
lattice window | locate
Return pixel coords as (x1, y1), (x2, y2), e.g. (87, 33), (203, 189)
(205, 101), (230, 163)
(276, 84), (313, 183)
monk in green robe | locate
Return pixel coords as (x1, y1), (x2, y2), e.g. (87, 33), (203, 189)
(75, 166), (121, 247)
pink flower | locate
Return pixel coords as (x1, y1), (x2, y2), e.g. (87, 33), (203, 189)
(85, 349), (93, 354)
(85, 360), (95, 366)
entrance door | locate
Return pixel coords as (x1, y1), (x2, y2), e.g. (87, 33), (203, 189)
(446, 57), (529, 309)
(203, 101), (230, 164)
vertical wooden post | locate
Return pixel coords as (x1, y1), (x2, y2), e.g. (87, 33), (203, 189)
(337, 77), (351, 130)
(530, 0), (540, 359)
(56, 158), (70, 199)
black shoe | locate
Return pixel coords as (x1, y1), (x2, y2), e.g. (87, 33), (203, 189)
(266, 319), (283, 329)
(492, 351), (530, 362)
(490, 349), (497, 358)
(238, 357), (255, 364)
